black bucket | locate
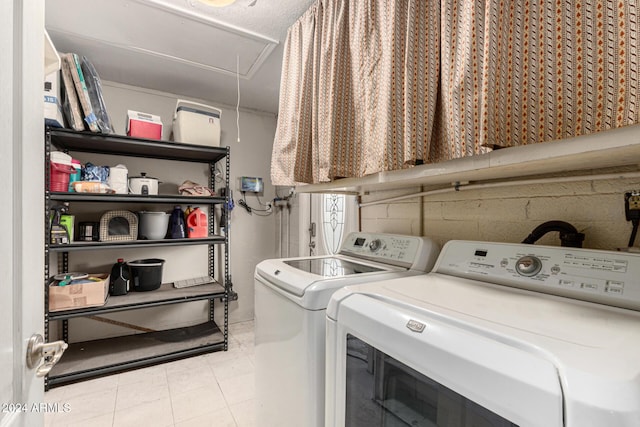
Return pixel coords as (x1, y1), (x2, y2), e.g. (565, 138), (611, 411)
(127, 258), (165, 291)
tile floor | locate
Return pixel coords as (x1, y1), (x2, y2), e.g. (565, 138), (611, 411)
(44, 320), (255, 427)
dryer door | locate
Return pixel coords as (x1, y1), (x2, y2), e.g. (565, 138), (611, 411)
(325, 294), (564, 427)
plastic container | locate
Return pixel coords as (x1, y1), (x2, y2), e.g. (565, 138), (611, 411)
(172, 99), (221, 147)
(138, 211), (170, 240)
(186, 207), (208, 238)
(50, 161), (77, 192)
(127, 258), (165, 292)
(68, 159), (82, 192)
(108, 164), (128, 194)
(127, 110), (163, 140)
(51, 151), (72, 165)
(59, 214), (74, 242)
(169, 206), (186, 239)
(109, 258), (129, 296)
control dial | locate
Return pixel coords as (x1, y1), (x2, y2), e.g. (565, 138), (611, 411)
(515, 255), (542, 277)
(368, 239), (383, 252)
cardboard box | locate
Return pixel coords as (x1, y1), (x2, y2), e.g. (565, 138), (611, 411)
(49, 274), (109, 312)
(44, 70), (65, 128)
(172, 99), (221, 147)
(126, 110), (163, 140)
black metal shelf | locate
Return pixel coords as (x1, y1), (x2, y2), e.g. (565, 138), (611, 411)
(48, 127), (228, 163)
(47, 322), (225, 387)
(44, 126), (232, 390)
(48, 282), (226, 320)
(49, 192), (225, 205)
(49, 236), (225, 252)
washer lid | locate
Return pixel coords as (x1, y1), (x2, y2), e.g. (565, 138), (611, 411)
(255, 255), (406, 309)
(283, 257), (384, 277)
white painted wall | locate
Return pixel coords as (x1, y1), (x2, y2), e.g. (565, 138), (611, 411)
(51, 82), (278, 342)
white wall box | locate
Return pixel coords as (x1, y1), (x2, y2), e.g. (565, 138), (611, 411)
(44, 127), (233, 389)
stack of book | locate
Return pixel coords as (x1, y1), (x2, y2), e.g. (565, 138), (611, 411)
(60, 53), (113, 134)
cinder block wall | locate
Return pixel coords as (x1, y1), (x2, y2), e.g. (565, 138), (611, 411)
(360, 173), (640, 251)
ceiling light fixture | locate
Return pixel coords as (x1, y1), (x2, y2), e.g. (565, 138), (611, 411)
(197, 0), (236, 6)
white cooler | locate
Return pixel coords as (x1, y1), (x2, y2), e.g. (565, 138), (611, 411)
(172, 99), (221, 147)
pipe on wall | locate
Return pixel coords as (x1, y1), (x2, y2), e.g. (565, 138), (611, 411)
(359, 172), (640, 207)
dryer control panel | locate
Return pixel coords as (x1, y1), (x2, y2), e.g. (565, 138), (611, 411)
(434, 241), (640, 311)
(339, 232), (439, 271)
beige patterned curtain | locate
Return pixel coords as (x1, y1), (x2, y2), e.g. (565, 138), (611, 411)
(317, 0), (441, 181)
(272, 0), (440, 185)
(271, 5), (321, 186)
(272, 0), (640, 185)
(441, 0), (640, 152)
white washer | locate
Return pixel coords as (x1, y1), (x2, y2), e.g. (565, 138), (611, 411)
(326, 240), (640, 427)
(254, 232), (440, 427)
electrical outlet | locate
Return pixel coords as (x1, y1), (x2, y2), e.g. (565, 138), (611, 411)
(624, 191), (640, 221)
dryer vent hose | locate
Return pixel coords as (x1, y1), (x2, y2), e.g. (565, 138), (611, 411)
(522, 221), (585, 248)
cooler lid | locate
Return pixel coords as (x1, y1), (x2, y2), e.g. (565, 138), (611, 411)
(176, 106), (221, 118)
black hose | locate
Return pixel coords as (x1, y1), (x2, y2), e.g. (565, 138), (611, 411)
(629, 219), (639, 247)
(522, 220), (585, 248)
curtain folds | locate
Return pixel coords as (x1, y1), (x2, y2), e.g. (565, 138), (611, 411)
(272, 0), (640, 186)
(474, 1), (640, 148)
(270, 5), (319, 186)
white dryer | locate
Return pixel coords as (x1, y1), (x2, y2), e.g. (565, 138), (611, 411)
(254, 232), (440, 427)
(326, 240), (640, 427)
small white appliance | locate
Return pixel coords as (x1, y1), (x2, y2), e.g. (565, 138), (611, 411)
(325, 240), (640, 427)
(254, 232), (440, 427)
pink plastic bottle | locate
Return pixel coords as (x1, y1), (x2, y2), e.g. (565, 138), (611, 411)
(186, 207), (208, 238)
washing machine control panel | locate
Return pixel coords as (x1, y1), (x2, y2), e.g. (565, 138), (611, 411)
(339, 232), (438, 270)
(515, 255), (543, 277)
(435, 241), (640, 311)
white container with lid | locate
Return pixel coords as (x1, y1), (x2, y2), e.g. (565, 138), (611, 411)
(172, 99), (221, 147)
(108, 164), (128, 194)
(50, 151), (72, 166)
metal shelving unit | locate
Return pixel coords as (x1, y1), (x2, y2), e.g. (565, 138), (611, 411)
(44, 128), (232, 389)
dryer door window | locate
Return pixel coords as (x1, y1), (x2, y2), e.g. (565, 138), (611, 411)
(345, 334), (518, 427)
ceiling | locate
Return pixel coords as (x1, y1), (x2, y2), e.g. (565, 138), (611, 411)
(45, 0), (315, 114)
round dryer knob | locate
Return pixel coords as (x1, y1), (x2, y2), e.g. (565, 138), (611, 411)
(368, 239), (382, 252)
(515, 255), (542, 277)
